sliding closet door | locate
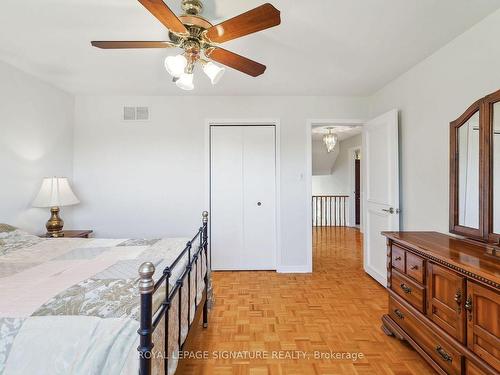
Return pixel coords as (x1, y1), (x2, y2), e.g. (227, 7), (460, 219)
(242, 127), (277, 269)
(210, 126), (276, 270)
(211, 127), (245, 270)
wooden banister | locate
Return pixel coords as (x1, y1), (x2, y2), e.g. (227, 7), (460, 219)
(312, 195), (349, 227)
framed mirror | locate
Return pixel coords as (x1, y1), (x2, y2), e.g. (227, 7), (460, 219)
(450, 102), (483, 239)
(450, 88), (500, 246)
(493, 102), (500, 237)
(485, 90), (500, 244)
(458, 112), (480, 228)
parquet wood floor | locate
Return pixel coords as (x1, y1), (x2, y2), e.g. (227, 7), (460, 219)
(177, 227), (435, 374)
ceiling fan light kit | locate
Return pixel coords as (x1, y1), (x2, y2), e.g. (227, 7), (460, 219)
(91, 0), (281, 91)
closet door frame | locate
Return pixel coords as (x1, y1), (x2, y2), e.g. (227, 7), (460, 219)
(205, 119), (282, 271)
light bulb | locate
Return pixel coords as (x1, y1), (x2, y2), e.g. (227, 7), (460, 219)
(164, 55), (187, 77)
(203, 61), (225, 84)
(175, 73), (194, 90)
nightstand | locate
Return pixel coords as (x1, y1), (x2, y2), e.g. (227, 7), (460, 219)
(43, 230), (93, 238)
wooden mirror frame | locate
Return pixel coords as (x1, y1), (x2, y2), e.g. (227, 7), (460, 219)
(450, 88), (500, 244)
(484, 89), (500, 244)
(449, 99), (484, 240)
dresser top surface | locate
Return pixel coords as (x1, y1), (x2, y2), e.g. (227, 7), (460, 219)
(382, 231), (499, 285)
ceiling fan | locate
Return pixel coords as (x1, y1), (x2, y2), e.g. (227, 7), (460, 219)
(91, 0), (281, 90)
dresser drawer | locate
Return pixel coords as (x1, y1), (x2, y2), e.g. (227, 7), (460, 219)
(392, 244), (406, 273)
(389, 296), (463, 375)
(391, 269), (425, 312)
(406, 252), (424, 284)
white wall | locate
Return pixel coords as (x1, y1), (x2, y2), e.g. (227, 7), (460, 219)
(369, 9), (500, 233)
(5, 7), (500, 269)
(312, 134), (361, 196)
(0, 61), (74, 233)
(72, 95), (367, 269)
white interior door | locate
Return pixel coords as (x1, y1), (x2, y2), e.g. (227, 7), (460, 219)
(211, 125), (276, 270)
(362, 110), (399, 286)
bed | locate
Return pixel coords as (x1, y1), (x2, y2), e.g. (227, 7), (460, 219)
(0, 212), (210, 375)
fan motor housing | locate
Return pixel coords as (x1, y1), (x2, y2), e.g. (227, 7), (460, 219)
(169, 15), (213, 50)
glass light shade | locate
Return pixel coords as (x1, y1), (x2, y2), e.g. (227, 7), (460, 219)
(203, 62), (225, 84)
(323, 132), (338, 153)
(32, 177), (80, 208)
(175, 73), (194, 91)
(164, 55), (187, 77)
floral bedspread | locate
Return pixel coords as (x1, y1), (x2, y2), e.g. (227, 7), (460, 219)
(0, 227), (206, 375)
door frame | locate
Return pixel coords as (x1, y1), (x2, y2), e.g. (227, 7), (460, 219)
(306, 118), (365, 271)
(348, 146), (362, 230)
(205, 119), (282, 271)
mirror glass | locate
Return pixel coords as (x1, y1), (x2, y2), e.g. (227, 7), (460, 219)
(458, 111), (480, 229)
(494, 102), (500, 234)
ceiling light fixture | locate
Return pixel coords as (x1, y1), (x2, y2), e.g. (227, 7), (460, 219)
(323, 129), (338, 153)
(165, 55), (225, 89)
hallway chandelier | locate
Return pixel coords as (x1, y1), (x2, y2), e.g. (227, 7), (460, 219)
(323, 129), (338, 153)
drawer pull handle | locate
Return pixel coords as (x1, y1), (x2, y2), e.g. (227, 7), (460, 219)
(394, 309), (404, 320)
(454, 290), (462, 313)
(465, 295), (473, 321)
(400, 283), (412, 294)
(410, 265), (418, 270)
(394, 256), (402, 261)
(435, 345), (452, 363)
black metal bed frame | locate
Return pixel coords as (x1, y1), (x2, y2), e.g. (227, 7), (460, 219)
(137, 211), (209, 375)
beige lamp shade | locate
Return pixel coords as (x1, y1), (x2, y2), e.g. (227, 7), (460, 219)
(32, 177), (80, 208)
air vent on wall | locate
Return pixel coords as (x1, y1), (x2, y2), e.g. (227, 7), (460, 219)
(123, 106), (150, 121)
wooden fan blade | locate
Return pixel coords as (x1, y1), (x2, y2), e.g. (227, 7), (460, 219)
(91, 41), (177, 49)
(206, 47), (266, 77)
(138, 0), (189, 36)
(204, 3), (280, 43)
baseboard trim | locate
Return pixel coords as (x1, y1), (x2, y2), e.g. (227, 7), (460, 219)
(277, 265), (312, 273)
(364, 265), (387, 287)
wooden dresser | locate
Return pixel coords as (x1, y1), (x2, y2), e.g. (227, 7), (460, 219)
(381, 232), (499, 375)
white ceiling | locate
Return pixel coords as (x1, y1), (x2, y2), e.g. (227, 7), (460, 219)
(0, 0), (499, 96)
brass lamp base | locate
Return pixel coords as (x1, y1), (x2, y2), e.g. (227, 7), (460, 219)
(46, 207), (64, 237)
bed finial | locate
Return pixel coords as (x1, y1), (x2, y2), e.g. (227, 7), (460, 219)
(138, 262), (155, 294)
(202, 211), (209, 224)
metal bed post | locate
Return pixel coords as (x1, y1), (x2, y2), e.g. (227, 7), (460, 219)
(177, 277), (183, 349)
(137, 211), (210, 375)
(202, 211), (209, 328)
(186, 241), (192, 327)
(138, 262), (155, 375)
(163, 267), (171, 375)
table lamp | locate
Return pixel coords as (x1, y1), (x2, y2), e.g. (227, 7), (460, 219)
(32, 177), (80, 237)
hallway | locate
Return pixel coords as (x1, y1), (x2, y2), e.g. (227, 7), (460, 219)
(178, 227), (435, 374)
